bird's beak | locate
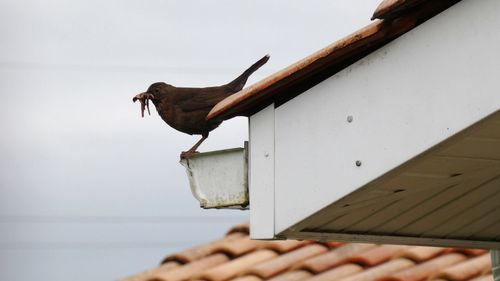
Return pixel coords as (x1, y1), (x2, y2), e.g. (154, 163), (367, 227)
(133, 92), (154, 118)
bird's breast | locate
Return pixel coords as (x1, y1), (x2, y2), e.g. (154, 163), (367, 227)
(155, 102), (219, 135)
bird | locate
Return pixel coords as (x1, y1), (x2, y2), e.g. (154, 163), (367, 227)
(133, 54), (269, 158)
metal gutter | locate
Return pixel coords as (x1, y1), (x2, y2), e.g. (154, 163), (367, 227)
(180, 144), (248, 209)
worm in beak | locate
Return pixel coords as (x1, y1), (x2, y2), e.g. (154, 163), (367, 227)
(132, 93), (154, 118)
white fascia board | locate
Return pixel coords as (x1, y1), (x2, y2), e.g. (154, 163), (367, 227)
(272, 0), (500, 234)
(249, 105), (275, 239)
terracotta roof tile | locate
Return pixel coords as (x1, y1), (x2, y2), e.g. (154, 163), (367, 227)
(266, 270), (313, 281)
(296, 243), (377, 273)
(452, 249), (490, 257)
(147, 253), (229, 281)
(229, 276), (263, 281)
(341, 258), (415, 281)
(226, 223), (250, 235)
(304, 264), (364, 281)
(161, 232), (245, 264)
(323, 241), (344, 248)
(396, 246), (447, 262)
(431, 254), (492, 281)
(378, 253), (467, 281)
(214, 236), (268, 257)
(469, 274), (494, 281)
(244, 244), (328, 278)
(260, 240), (310, 254)
(207, 0), (460, 121)
(124, 224), (494, 281)
(121, 262), (181, 281)
(196, 249), (278, 281)
(346, 245), (411, 267)
(371, 0), (426, 20)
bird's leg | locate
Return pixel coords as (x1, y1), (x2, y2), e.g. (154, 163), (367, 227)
(180, 133), (208, 159)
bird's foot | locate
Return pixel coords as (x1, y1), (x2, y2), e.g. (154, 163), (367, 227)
(180, 150), (200, 159)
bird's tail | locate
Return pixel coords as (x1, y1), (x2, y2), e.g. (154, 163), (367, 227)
(227, 54), (270, 92)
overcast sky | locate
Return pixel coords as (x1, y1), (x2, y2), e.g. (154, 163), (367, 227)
(0, 1), (380, 280)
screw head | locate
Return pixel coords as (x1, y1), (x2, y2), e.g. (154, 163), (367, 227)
(347, 115), (353, 123)
(355, 160), (362, 167)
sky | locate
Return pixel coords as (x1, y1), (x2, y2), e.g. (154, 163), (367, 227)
(0, 0), (379, 280)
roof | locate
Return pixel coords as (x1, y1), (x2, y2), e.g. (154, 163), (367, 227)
(121, 223), (493, 281)
(207, 0), (461, 121)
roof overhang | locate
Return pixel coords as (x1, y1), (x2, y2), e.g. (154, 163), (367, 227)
(207, 0), (461, 121)
(246, 0), (500, 248)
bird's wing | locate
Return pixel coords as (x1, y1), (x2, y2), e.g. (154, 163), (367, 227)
(174, 87), (230, 113)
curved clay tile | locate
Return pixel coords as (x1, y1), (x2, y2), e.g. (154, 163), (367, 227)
(214, 236), (269, 258)
(323, 241), (344, 248)
(469, 274), (494, 281)
(346, 245), (410, 267)
(244, 244), (328, 279)
(148, 253), (229, 281)
(228, 275), (263, 281)
(226, 223), (250, 235)
(196, 249), (278, 281)
(378, 253), (467, 281)
(451, 249), (489, 257)
(267, 270), (313, 281)
(161, 232), (245, 264)
(120, 262), (181, 281)
(304, 264), (364, 281)
(396, 246), (447, 262)
(431, 254), (492, 281)
(260, 240), (310, 254)
(295, 243), (377, 273)
(341, 258), (415, 281)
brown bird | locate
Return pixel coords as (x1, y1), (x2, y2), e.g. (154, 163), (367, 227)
(133, 54), (269, 157)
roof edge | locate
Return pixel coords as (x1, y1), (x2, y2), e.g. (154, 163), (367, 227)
(207, 0), (461, 121)
(372, 0), (427, 20)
